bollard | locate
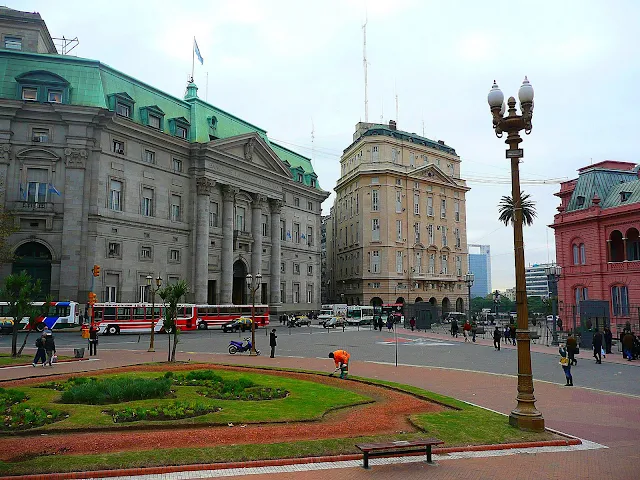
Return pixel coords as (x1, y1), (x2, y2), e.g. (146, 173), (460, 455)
(137, 335), (141, 343)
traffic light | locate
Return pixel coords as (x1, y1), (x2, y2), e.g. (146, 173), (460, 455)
(92, 265), (101, 277)
(88, 292), (97, 305)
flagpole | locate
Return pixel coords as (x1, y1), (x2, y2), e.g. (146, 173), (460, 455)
(191, 37), (195, 82)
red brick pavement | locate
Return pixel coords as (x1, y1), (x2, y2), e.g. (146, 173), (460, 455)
(1, 348), (639, 479)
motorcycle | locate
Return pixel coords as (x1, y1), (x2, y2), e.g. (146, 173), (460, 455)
(228, 338), (260, 355)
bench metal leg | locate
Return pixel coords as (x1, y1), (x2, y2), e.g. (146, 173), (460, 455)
(426, 445), (433, 464)
(363, 452), (369, 469)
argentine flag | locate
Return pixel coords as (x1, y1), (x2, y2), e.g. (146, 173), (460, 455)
(194, 38), (204, 65)
(48, 183), (61, 196)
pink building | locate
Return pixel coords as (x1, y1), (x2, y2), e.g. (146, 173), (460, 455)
(552, 161), (640, 334)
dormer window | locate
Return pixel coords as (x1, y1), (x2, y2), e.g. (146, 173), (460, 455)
(16, 71), (71, 104)
(297, 174), (304, 183)
(47, 90), (62, 103)
(107, 92), (135, 119)
(576, 196), (585, 207)
(176, 125), (187, 139)
(21, 88), (37, 101)
(116, 103), (131, 118)
(168, 117), (190, 140)
(149, 115), (160, 129)
(620, 191), (631, 202)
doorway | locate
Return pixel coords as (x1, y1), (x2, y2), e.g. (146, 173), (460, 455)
(12, 242), (52, 298)
(232, 260), (247, 305)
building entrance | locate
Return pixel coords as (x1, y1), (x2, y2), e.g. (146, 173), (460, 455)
(11, 242), (51, 298)
(232, 260), (247, 305)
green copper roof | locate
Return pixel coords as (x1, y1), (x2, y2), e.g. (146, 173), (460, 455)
(601, 179), (640, 209)
(566, 168), (638, 212)
(0, 50), (321, 189)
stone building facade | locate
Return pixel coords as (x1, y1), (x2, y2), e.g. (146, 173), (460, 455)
(326, 120), (470, 315)
(0, 8), (328, 314)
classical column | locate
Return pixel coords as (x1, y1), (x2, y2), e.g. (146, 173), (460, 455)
(251, 194), (266, 277)
(195, 177), (215, 303)
(269, 199), (283, 306)
(0, 144), (10, 208)
(59, 148), (88, 301)
(220, 185), (237, 304)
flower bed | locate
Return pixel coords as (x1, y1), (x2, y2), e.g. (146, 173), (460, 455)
(45, 377), (173, 405)
(167, 370), (288, 401)
(109, 401), (220, 423)
(1, 387), (63, 431)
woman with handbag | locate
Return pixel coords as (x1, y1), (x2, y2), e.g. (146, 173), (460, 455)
(559, 343), (573, 386)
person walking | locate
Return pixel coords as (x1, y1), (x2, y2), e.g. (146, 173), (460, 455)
(32, 332), (46, 367)
(566, 333), (578, 366)
(43, 331), (56, 367)
(409, 317), (416, 332)
(503, 325), (510, 345)
(622, 331), (634, 361)
(451, 319), (459, 338)
(603, 327), (613, 355)
(493, 326), (501, 350)
(559, 343), (573, 386)
(510, 323), (517, 346)
(592, 328), (603, 364)
(463, 320), (471, 343)
(88, 324), (98, 356)
(471, 320), (477, 343)
(328, 349), (350, 379)
(269, 329), (277, 358)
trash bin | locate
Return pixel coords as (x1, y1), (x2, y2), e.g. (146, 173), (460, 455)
(81, 326), (89, 339)
(74, 348), (85, 358)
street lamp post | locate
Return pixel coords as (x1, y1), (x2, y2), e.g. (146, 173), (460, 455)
(493, 290), (501, 319)
(464, 273), (475, 323)
(488, 77), (544, 431)
(245, 273), (262, 355)
(544, 265), (562, 345)
(146, 274), (162, 352)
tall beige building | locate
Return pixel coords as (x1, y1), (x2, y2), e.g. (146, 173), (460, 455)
(327, 120), (470, 316)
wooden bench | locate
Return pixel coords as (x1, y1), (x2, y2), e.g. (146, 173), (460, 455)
(355, 438), (444, 469)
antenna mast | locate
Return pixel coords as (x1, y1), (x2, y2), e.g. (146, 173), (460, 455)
(395, 81), (398, 124)
(363, 15), (368, 123)
(311, 118), (315, 166)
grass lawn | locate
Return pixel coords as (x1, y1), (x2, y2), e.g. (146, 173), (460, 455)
(0, 353), (72, 366)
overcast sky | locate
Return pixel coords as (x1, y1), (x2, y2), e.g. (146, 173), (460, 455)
(13, 0), (639, 290)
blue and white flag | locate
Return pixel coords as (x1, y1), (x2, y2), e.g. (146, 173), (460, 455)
(286, 231), (291, 239)
(194, 38), (204, 65)
(19, 184), (26, 200)
(48, 183), (61, 196)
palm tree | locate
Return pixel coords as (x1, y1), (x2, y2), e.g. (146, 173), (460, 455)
(157, 280), (189, 362)
(498, 192), (537, 226)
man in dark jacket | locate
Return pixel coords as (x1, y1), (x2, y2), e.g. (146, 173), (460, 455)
(269, 329), (277, 358)
(493, 326), (501, 350)
(44, 331), (56, 367)
(88, 325), (98, 356)
(592, 328), (603, 364)
(566, 333), (578, 366)
(603, 327), (613, 354)
(622, 331), (634, 361)
(32, 333), (46, 367)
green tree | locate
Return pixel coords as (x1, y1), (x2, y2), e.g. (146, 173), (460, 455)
(498, 191), (537, 226)
(0, 209), (17, 263)
(0, 271), (41, 357)
(157, 280), (188, 362)
(17, 295), (53, 356)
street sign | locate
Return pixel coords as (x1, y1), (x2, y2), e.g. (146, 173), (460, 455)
(506, 149), (523, 158)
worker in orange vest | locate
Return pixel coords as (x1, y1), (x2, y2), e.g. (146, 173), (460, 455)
(329, 349), (350, 379)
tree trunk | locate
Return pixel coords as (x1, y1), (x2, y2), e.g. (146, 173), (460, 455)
(167, 329), (172, 362)
(17, 330), (32, 356)
(11, 323), (18, 357)
(171, 328), (178, 362)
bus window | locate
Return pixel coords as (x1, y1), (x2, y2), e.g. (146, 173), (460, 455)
(116, 307), (131, 320)
(133, 307), (145, 320)
(93, 307), (103, 320)
(53, 305), (70, 317)
(104, 307), (116, 320)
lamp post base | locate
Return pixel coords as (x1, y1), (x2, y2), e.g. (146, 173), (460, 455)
(509, 411), (545, 431)
(147, 348), (155, 353)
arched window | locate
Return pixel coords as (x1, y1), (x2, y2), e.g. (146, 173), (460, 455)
(609, 231), (624, 262)
(574, 286), (588, 305)
(580, 243), (586, 264)
(611, 285), (629, 316)
(573, 244), (579, 265)
(627, 228), (640, 261)
(573, 242), (586, 265)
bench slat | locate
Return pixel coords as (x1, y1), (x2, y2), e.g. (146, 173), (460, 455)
(356, 438), (443, 451)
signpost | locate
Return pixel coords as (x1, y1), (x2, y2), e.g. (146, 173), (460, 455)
(506, 149), (523, 158)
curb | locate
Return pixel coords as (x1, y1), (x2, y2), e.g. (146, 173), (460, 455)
(0, 357), (89, 369)
(2, 438), (582, 480)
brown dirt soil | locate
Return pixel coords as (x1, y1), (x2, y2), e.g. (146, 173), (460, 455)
(0, 364), (444, 460)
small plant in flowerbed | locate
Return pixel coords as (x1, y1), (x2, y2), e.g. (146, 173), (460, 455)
(166, 370), (288, 401)
(109, 400), (220, 423)
(38, 376), (99, 391)
(0, 387), (63, 431)
(54, 376), (173, 405)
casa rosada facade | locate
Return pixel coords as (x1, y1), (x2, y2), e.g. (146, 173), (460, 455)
(552, 160), (640, 332)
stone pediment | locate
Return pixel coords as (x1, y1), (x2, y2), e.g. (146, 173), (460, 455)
(208, 133), (292, 179)
(17, 147), (59, 163)
(410, 164), (460, 187)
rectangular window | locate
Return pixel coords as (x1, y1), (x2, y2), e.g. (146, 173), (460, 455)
(26, 168), (48, 203)
(372, 219), (380, 242)
(281, 262), (286, 274)
(108, 242), (121, 258)
(4, 36), (21, 50)
(293, 223), (300, 243)
(280, 282), (286, 303)
(307, 265), (313, 275)
(441, 254), (448, 274)
(116, 103), (131, 118)
(308, 201), (313, 211)
(396, 191), (402, 213)
(297, 173), (304, 183)
(140, 246), (152, 260)
(371, 177), (379, 184)
(427, 224), (434, 245)
(113, 140), (124, 154)
(293, 284), (300, 303)
(454, 200), (460, 221)
(612, 285), (629, 316)
(280, 220), (286, 241)
(427, 196), (433, 216)
(149, 115), (161, 129)
(371, 250), (380, 273)
(294, 263), (300, 274)
(429, 254), (435, 274)
(356, 221), (360, 243)
(294, 197), (300, 207)
(32, 128), (49, 142)
(144, 149), (156, 164)
(573, 244), (580, 265)
(396, 178), (402, 186)
(396, 220), (402, 241)
(176, 125), (188, 139)
(440, 198), (447, 218)
(414, 193), (420, 215)
(396, 251), (403, 273)
(372, 282), (381, 288)
(109, 179), (123, 211)
(169, 249), (180, 262)
(456, 256), (462, 276)
(209, 202), (219, 227)
(455, 228), (461, 248)
(262, 214), (269, 237)
(307, 285), (314, 303)
(392, 148), (399, 163)
(235, 206), (245, 231)
(442, 226), (448, 247)
(580, 244), (586, 264)
(47, 90), (62, 103)
(141, 187), (154, 217)
(21, 87), (37, 101)
(307, 226), (313, 246)
(372, 190), (379, 211)
(106, 285), (117, 303)
(356, 193), (359, 213)
(372, 145), (379, 162)
(410, 152), (415, 167)
(171, 194), (181, 222)
(414, 223), (420, 243)
(172, 158), (183, 172)
(415, 252), (422, 274)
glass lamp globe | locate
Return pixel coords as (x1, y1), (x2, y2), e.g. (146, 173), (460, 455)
(487, 81), (504, 108)
(518, 76), (534, 103)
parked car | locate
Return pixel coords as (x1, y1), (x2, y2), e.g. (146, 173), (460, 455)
(322, 317), (345, 329)
(222, 317), (253, 333)
(294, 316), (311, 326)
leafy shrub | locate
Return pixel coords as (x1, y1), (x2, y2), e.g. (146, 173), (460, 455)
(171, 370), (288, 401)
(0, 387), (27, 407)
(1, 404), (63, 431)
(38, 376), (99, 391)
(60, 377), (172, 405)
(172, 370), (223, 385)
(110, 401), (219, 423)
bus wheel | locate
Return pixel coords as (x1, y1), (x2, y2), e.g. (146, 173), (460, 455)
(35, 322), (46, 332)
(107, 325), (119, 335)
(198, 322), (208, 330)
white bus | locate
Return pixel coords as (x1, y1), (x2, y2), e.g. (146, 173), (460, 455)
(0, 301), (80, 332)
(346, 305), (374, 326)
(318, 304), (347, 321)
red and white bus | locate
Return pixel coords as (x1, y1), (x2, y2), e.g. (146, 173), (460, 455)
(92, 303), (269, 335)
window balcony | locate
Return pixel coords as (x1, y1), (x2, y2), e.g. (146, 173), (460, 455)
(607, 261), (640, 272)
(11, 201), (55, 213)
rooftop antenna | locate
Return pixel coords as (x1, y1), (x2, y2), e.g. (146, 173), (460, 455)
(362, 13), (369, 123)
(205, 72), (209, 102)
(395, 81), (399, 124)
(52, 36), (79, 55)
(422, 113), (425, 136)
(311, 118), (315, 166)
